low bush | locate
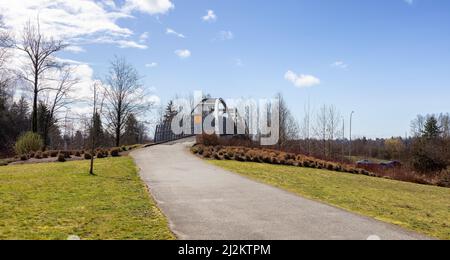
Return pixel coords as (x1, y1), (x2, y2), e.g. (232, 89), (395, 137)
(49, 150), (58, 157)
(59, 151), (71, 159)
(42, 152), (49, 159)
(191, 144), (372, 177)
(84, 153), (92, 160)
(34, 152), (42, 159)
(191, 146), (200, 154)
(96, 151), (105, 159)
(75, 151), (81, 157)
(57, 152), (66, 162)
(110, 148), (120, 157)
(20, 154), (28, 161)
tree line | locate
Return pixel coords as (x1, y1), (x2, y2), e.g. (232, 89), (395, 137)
(277, 97), (450, 174)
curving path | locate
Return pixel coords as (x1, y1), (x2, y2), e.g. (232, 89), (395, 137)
(131, 139), (428, 240)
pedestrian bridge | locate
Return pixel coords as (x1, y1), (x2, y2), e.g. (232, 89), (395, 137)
(154, 98), (247, 143)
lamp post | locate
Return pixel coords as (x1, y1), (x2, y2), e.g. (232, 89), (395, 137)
(349, 111), (355, 158)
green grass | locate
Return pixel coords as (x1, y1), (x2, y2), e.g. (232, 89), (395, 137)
(0, 157), (175, 240)
(210, 160), (450, 240)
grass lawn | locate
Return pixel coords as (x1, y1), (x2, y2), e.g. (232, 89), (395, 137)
(0, 157), (175, 240)
(210, 160), (450, 240)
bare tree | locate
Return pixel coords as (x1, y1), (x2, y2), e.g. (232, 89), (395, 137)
(411, 114), (426, 137)
(315, 105), (328, 158)
(103, 56), (153, 147)
(0, 30), (12, 71)
(0, 24), (13, 89)
(438, 113), (450, 138)
(277, 93), (299, 147)
(15, 19), (68, 133)
(300, 98), (312, 155)
(40, 66), (80, 149)
(326, 105), (341, 157)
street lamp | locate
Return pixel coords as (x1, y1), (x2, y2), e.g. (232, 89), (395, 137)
(349, 111), (355, 158)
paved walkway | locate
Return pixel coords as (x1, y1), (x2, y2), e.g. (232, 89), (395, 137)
(131, 140), (427, 240)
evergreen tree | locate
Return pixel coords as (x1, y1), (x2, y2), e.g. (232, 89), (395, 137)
(123, 114), (140, 145)
(422, 116), (441, 139)
(163, 100), (178, 122)
(73, 131), (84, 150)
(37, 102), (53, 149)
(88, 112), (104, 148)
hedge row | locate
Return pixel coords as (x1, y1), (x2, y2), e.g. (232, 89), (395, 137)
(191, 144), (375, 176)
(16, 146), (140, 162)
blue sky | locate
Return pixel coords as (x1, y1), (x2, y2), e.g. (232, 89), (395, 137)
(2, 0), (450, 138)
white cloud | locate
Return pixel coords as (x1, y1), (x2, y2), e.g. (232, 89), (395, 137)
(122, 0), (174, 15)
(175, 49), (191, 59)
(146, 62), (158, 68)
(0, 0), (174, 50)
(331, 61), (348, 69)
(216, 31), (234, 41)
(147, 94), (161, 106)
(139, 32), (149, 43)
(166, 28), (185, 38)
(202, 10), (217, 22)
(284, 70), (320, 88)
(90, 37), (148, 49)
(65, 46), (86, 53)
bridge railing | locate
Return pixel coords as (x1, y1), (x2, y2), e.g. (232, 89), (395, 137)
(154, 117), (195, 143)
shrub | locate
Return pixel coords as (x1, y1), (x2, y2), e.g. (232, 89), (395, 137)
(327, 164), (334, 171)
(286, 159), (295, 166)
(96, 149), (108, 158)
(411, 138), (448, 174)
(59, 151), (71, 159)
(14, 132), (43, 155)
(34, 151), (42, 159)
(57, 152), (66, 162)
(110, 148), (120, 157)
(213, 152), (222, 160)
(235, 155), (245, 162)
(84, 153), (92, 160)
(203, 150), (212, 158)
(121, 146), (128, 152)
(49, 150), (58, 157)
(42, 152), (49, 158)
(75, 151), (81, 157)
(191, 146), (200, 154)
(412, 151), (447, 174)
(20, 154), (28, 161)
